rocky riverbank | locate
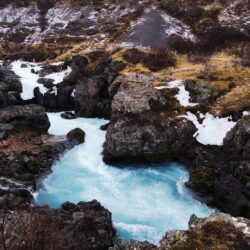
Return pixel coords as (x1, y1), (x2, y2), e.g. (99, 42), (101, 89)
(103, 80), (250, 218)
(0, 50), (249, 248)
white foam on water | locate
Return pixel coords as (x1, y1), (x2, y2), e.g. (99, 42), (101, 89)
(35, 113), (214, 243)
(11, 61), (44, 100)
(45, 66), (72, 85)
(11, 60), (71, 99)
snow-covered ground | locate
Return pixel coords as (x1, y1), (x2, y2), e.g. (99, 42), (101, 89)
(180, 112), (236, 146)
(156, 80), (236, 146)
(155, 80), (198, 107)
(11, 61), (71, 100)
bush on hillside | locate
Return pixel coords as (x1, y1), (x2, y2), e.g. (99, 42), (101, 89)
(167, 34), (194, 54)
(122, 47), (176, 72)
(143, 46), (176, 71)
(122, 48), (146, 64)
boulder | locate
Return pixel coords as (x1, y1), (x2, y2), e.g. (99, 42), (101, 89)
(61, 111), (77, 120)
(38, 63), (66, 77)
(34, 86), (74, 111)
(0, 123), (14, 140)
(37, 78), (55, 88)
(63, 55), (88, 85)
(103, 83), (196, 163)
(0, 104), (50, 132)
(66, 128), (85, 144)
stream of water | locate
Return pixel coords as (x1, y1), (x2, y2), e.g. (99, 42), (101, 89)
(35, 113), (214, 243)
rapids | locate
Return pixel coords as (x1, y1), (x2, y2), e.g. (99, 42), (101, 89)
(35, 113), (214, 243)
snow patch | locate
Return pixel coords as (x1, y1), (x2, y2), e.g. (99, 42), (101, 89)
(180, 112), (236, 145)
(155, 80), (198, 107)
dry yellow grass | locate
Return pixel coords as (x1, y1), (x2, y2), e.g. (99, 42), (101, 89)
(48, 45), (250, 117)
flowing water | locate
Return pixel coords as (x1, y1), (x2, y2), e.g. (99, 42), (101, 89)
(35, 113), (214, 243)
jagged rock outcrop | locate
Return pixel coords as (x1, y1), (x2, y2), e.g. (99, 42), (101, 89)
(103, 82), (196, 163)
(1, 200), (115, 250)
(74, 76), (111, 118)
(74, 60), (125, 118)
(187, 115), (250, 217)
(223, 115), (250, 160)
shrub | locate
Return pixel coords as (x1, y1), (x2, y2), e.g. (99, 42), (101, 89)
(122, 48), (146, 64)
(167, 34), (194, 54)
(143, 46), (176, 71)
(122, 47), (176, 71)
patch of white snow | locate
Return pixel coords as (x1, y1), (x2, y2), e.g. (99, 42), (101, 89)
(180, 112), (236, 145)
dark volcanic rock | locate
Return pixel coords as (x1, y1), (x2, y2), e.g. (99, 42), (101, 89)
(1, 200), (114, 250)
(110, 240), (156, 250)
(61, 111), (77, 120)
(0, 65), (22, 106)
(37, 78), (55, 88)
(0, 141), (67, 182)
(38, 63), (66, 77)
(66, 128), (85, 144)
(0, 104), (50, 132)
(0, 123), (14, 140)
(103, 83), (195, 163)
(63, 55), (88, 85)
(103, 82), (250, 217)
(184, 79), (212, 104)
(187, 116), (250, 217)
(34, 85), (74, 112)
(223, 115), (250, 160)
(74, 76), (111, 118)
(0, 66), (22, 93)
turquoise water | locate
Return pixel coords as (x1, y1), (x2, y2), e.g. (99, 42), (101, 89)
(35, 113), (214, 243)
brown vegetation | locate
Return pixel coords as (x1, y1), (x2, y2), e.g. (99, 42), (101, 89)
(122, 47), (176, 72)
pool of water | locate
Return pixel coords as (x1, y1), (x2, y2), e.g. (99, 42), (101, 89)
(34, 113), (214, 243)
